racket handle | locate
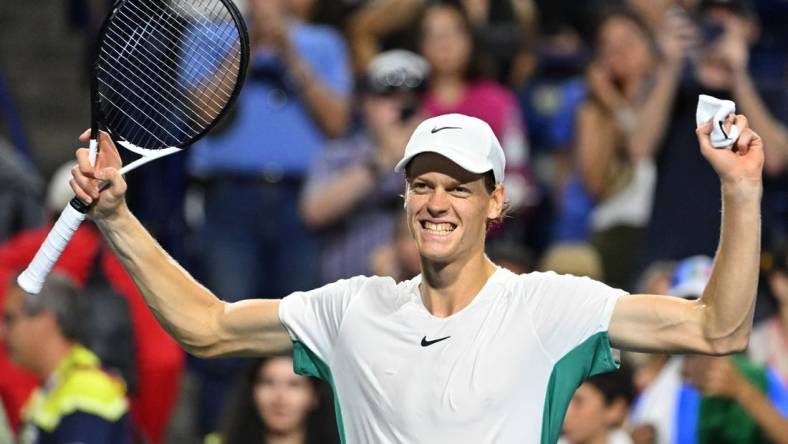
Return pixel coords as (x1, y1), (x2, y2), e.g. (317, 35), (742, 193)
(88, 138), (98, 165)
(17, 202), (87, 294)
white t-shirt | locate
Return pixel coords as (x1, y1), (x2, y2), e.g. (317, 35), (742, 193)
(279, 267), (625, 444)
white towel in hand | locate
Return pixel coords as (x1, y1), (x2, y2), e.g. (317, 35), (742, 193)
(696, 94), (739, 149)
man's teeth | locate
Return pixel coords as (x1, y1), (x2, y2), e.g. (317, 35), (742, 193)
(424, 222), (455, 233)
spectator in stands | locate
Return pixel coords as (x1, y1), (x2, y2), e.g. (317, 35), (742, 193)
(417, 0), (535, 245)
(189, 0), (352, 299)
(1, 274), (132, 443)
(681, 353), (788, 444)
(300, 50), (427, 283)
(629, 256), (788, 444)
(560, 366), (637, 444)
(208, 355), (338, 444)
(455, 0), (538, 86)
(749, 242), (788, 384)
(346, 0), (537, 85)
(0, 161), (183, 443)
(642, 0), (788, 265)
(0, 137), (44, 243)
(186, 0), (352, 432)
(574, 7), (663, 289)
(515, 22), (588, 251)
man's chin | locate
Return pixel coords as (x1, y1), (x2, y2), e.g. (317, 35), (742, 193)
(419, 248), (457, 267)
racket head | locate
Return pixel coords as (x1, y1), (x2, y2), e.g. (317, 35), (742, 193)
(90, 0), (249, 150)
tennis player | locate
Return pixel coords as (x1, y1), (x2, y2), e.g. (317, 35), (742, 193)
(69, 112), (763, 443)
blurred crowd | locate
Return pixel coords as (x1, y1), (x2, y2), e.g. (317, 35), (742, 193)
(2, 0), (788, 442)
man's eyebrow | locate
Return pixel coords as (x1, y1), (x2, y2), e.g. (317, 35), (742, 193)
(407, 173), (479, 187)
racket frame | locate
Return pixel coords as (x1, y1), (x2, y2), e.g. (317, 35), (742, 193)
(17, 0), (249, 294)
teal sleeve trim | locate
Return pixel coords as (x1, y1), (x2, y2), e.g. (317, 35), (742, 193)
(292, 341), (346, 444)
(540, 331), (620, 444)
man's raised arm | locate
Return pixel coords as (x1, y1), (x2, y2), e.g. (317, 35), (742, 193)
(609, 115), (763, 354)
(70, 130), (292, 357)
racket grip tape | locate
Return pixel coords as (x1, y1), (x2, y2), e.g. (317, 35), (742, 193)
(16, 203), (87, 294)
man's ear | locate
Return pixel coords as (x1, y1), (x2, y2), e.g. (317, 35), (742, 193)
(487, 184), (505, 220)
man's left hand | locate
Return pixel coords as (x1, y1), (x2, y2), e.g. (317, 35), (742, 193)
(696, 114), (764, 186)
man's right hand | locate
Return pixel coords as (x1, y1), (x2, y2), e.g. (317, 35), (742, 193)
(70, 130), (127, 220)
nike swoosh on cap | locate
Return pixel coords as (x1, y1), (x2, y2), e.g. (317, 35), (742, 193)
(430, 126), (462, 134)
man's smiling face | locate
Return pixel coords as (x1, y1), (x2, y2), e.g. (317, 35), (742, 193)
(405, 153), (503, 265)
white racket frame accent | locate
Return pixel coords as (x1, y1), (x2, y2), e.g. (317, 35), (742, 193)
(17, 139), (183, 294)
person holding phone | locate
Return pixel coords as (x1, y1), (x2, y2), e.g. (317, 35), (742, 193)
(640, 0), (788, 267)
(299, 50), (428, 283)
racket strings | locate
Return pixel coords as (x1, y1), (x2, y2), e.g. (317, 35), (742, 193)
(97, 52), (210, 132)
(102, 11), (232, 113)
(99, 27), (223, 128)
(103, 1), (236, 119)
(96, 0), (243, 148)
(116, 0), (240, 97)
(100, 23), (230, 120)
(123, 0), (238, 97)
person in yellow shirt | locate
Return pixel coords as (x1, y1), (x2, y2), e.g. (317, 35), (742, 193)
(1, 274), (131, 444)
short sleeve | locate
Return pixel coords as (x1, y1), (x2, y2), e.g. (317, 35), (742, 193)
(278, 276), (368, 364)
(525, 272), (626, 362)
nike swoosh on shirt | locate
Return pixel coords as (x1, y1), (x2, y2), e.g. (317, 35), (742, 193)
(421, 335), (451, 347)
(430, 126), (462, 134)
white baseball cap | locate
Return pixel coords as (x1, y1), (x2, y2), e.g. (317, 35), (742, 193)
(394, 113), (506, 184)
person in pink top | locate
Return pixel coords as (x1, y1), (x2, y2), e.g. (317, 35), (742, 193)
(417, 1), (534, 225)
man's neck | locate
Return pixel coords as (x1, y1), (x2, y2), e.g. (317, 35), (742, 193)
(420, 252), (497, 317)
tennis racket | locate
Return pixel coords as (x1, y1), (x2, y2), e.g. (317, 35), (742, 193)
(17, 0), (249, 294)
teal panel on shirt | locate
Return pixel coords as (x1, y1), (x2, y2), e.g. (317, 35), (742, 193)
(541, 331), (620, 444)
(292, 341), (346, 444)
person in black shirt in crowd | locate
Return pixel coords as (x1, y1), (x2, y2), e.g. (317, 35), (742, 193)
(642, 0), (788, 266)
